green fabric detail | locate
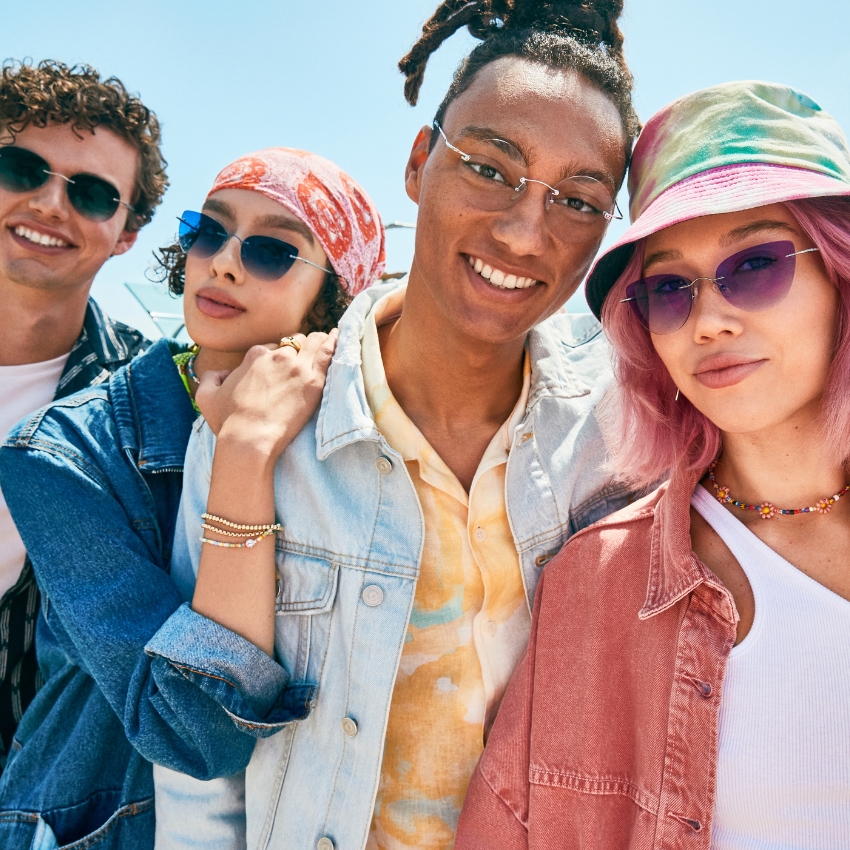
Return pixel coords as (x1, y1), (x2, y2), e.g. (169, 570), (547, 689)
(173, 351), (200, 415)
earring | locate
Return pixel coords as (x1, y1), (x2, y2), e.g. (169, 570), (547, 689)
(675, 387), (680, 402)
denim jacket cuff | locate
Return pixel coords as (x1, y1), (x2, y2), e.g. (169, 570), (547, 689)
(146, 603), (315, 736)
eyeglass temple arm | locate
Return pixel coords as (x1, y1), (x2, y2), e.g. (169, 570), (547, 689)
(295, 256), (332, 274)
(44, 168), (134, 212)
(432, 121), (470, 162)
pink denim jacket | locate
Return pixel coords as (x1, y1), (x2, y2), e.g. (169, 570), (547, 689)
(456, 469), (739, 849)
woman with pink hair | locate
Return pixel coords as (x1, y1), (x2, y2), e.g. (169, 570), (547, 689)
(456, 81), (850, 849)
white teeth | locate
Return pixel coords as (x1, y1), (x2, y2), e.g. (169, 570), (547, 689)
(467, 255), (539, 290)
(14, 226), (68, 248)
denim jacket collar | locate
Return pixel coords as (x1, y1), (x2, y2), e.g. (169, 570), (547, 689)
(316, 279), (595, 460)
(639, 467), (738, 624)
(110, 338), (196, 472)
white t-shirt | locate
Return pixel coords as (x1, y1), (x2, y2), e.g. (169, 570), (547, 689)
(0, 353), (70, 597)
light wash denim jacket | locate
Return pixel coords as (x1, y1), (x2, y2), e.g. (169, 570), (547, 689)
(151, 281), (632, 850)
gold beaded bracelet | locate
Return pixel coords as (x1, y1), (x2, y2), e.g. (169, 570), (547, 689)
(200, 522), (263, 538)
(199, 526), (281, 549)
(201, 512), (275, 531)
(200, 512), (281, 549)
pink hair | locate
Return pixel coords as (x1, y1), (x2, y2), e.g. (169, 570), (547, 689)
(601, 196), (850, 487)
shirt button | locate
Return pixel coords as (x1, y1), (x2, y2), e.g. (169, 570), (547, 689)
(362, 585), (384, 607)
(341, 717), (358, 737)
(375, 456), (393, 475)
(317, 839), (334, 850)
(473, 527), (487, 542)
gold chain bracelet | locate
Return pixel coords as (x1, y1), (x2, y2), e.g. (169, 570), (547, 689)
(201, 512), (276, 531)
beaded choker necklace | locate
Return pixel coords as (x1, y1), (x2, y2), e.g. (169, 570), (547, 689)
(708, 459), (850, 519)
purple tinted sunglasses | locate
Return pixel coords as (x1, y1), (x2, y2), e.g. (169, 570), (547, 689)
(621, 241), (820, 334)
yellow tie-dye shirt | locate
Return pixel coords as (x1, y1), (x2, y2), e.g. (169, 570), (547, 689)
(362, 287), (532, 850)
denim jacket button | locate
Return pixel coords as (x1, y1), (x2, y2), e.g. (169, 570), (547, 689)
(341, 717), (358, 737)
(318, 838), (334, 850)
(362, 585), (384, 607)
(375, 456), (393, 475)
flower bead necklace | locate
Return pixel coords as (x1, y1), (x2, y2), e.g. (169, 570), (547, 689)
(708, 459), (850, 519)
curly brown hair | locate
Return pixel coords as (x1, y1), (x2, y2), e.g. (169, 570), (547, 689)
(0, 59), (168, 232)
(153, 241), (352, 335)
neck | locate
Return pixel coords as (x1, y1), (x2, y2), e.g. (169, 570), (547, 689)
(713, 402), (847, 511)
(380, 272), (525, 444)
(0, 275), (92, 366)
(190, 345), (246, 401)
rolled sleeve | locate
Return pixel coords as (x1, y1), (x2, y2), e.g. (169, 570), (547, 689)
(147, 604), (315, 736)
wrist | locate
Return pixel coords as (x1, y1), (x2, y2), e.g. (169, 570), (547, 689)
(214, 427), (280, 476)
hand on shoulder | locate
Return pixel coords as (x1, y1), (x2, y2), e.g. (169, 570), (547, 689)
(196, 329), (337, 458)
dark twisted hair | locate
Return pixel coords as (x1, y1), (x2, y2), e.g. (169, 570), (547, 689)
(0, 59), (168, 232)
(399, 0), (640, 149)
(153, 243), (352, 335)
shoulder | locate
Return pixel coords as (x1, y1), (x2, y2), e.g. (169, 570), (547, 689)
(541, 311), (609, 375)
(545, 483), (667, 586)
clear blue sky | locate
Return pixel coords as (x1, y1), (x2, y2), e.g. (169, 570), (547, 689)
(5, 0), (848, 335)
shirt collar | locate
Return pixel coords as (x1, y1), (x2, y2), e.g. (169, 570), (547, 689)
(638, 466), (738, 625)
(360, 284), (531, 507)
(81, 297), (135, 366)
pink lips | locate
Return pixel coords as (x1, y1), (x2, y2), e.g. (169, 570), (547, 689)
(693, 354), (767, 389)
(195, 287), (245, 319)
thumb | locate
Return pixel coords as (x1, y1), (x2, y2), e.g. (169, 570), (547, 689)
(194, 369), (230, 412)
(314, 328), (338, 376)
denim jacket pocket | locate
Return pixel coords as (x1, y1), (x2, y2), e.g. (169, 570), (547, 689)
(274, 547), (339, 687)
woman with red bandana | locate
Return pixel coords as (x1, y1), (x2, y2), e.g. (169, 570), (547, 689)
(0, 148), (384, 850)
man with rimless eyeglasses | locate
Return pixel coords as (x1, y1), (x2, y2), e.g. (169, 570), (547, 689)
(0, 59), (165, 770)
(151, 4), (644, 847)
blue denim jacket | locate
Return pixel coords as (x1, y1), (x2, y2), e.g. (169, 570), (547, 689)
(151, 281), (634, 850)
(0, 340), (308, 850)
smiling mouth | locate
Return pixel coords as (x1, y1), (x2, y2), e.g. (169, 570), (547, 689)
(13, 225), (70, 248)
(467, 255), (539, 290)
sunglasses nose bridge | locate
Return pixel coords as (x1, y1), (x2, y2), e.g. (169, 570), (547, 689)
(43, 170), (73, 185)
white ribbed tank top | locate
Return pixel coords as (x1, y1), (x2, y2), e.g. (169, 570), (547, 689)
(690, 485), (850, 849)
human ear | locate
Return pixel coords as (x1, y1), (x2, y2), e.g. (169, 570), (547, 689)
(111, 227), (139, 257)
(404, 126), (432, 205)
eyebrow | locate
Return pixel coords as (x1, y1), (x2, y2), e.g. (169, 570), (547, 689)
(456, 125), (531, 165)
(643, 220), (801, 273)
(719, 219), (798, 247)
(455, 125), (617, 191)
(202, 198), (315, 245)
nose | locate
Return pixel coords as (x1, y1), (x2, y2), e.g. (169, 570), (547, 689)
(689, 277), (744, 341)
(489, 180), (549, 257)
(27, 173), (71, 221)
(208, 233), (246, 284)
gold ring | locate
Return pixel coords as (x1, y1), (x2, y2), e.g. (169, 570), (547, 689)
(278, 336), (301, 352)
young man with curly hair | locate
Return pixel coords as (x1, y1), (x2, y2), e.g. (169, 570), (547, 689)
(0, 59), (167, 767)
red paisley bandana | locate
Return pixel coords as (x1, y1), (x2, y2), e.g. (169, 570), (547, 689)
(208, 148), (386, 296)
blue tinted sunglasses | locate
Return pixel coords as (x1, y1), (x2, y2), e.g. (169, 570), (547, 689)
(178, 210), (329, 280)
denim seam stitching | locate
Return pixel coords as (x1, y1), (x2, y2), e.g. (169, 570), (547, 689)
(480, 766), (528, 830)
(528, 768), (659, 815)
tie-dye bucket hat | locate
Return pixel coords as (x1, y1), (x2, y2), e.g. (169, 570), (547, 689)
(585, 80), (850, 319)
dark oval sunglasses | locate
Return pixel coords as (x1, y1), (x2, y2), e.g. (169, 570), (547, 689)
(0, 145), (134, 222)
(621, 240), (820, 335)
(177, 211), (330, 281)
